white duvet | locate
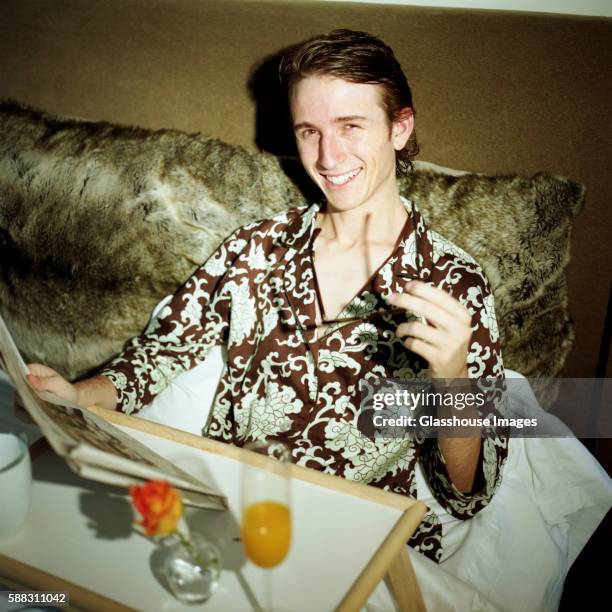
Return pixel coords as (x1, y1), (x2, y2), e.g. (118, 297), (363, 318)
(138, 334), (612, 612)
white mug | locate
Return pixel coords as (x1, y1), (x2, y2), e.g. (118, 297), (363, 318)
(0, 433), (32, 540)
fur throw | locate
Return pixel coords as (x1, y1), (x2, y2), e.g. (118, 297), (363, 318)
(0, 100), (583, 394)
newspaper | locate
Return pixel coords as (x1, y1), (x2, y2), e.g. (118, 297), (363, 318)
(0, 313), (226, 510)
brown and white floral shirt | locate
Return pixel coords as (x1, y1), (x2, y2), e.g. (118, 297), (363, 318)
(102, 197), (507, 562)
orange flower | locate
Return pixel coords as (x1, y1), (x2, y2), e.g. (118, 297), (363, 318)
(129, 480), (183, 536)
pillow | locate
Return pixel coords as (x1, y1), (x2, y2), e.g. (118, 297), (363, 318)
(398, 162), (584, 404)
(0, 100), (584, 401)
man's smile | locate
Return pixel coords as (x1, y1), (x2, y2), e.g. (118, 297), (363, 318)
(320, 167), (362, 187)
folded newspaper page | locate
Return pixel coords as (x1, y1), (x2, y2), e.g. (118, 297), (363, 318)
(0, 313), (226, 510)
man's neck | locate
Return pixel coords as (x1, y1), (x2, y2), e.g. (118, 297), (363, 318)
(317, 186), (407, 249)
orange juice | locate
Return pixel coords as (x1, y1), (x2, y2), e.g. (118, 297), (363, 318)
(241, 501), (291, 568)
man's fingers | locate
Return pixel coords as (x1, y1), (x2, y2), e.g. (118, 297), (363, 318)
(27, 372), (61, 391)
(402, 337), (436, 364)
(27, 363), (59, 377)
(26, 372), (44, 390)
(403, 281), (472, 324)
(26, 364), (68, 394)
(389, 292), (455, 331)
(396, 321), (444, 348)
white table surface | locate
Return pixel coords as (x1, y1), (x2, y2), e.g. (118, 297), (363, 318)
(0, 424), (412, 611)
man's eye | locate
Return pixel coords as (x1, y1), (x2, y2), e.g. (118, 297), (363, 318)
(300, 129), (317, 139)
(345, 124), (360, 130)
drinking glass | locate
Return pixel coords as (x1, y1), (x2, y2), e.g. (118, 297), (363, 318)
(0, 432), (31, 541)
(241, 440), (291, 611)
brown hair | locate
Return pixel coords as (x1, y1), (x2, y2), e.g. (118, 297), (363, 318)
(279, 29), (418, 170)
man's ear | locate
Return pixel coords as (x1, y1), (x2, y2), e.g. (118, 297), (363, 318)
(391, 108), (414, 151)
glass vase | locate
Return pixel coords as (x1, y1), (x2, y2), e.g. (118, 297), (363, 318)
(156, 532), (221, 604)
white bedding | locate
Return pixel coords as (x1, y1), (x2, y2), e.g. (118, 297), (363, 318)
(137, 303), (611, 611)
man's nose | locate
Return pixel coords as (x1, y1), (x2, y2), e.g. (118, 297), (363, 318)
(317, 133), (346, 169)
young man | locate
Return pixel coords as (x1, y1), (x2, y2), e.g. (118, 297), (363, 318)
(28, 29), (506, 562)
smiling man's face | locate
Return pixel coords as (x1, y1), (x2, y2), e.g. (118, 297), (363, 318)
(291, 75), (412, 213)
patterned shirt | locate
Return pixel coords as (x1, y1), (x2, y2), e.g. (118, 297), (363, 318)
(101, 197), (507, 562)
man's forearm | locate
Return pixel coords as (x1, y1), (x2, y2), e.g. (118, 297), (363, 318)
(74, 375), (118, 411)
(436, 374), (482, 493)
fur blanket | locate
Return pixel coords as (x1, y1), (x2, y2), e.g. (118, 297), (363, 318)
(0, 100), (583, 396)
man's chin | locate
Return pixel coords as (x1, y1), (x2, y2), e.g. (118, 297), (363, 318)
(323, 195), (365, 212)
(312, 174), (364, 207)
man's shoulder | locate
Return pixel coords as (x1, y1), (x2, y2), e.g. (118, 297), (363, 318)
(429, 229), (484, 270)
(230, 204), (312, 243)
(223, 203), (319, 257)
(428, 229), (492, 290)
(200, 204), (313, 276)
(405, 196), (486, 283)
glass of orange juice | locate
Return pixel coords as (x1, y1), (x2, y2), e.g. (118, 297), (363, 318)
(241, 440), (291, 610)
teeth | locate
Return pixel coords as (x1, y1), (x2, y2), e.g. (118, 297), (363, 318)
(325, 169), (360, 185)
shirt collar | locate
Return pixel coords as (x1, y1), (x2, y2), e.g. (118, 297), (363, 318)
(277, 201), (322, 251)
(277, 196), (435, 334)
(278, 196), (433, 282)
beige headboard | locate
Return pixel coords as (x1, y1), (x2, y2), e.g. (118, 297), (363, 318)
(0, 0), (610, 378)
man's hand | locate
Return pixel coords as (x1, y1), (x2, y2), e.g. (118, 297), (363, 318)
(27, 364), (118, 411)
(389, 280), (472, 378)
(389, 281), (480, 492)
(27, 363), (79, 404)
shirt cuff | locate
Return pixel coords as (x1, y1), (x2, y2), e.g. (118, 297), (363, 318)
(419, 435), (508, 519)
(98, 365), (143, 415)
